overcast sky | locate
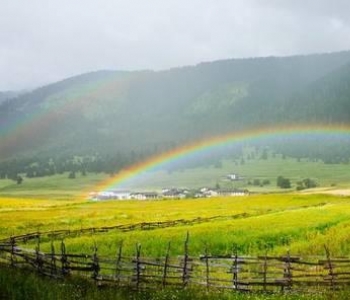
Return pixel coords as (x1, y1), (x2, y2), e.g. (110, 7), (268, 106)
(1, 0), (350, 90)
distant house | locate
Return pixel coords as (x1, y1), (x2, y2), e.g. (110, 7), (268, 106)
(162, 188), (188, 199)
(195, 187), (249, 198)
(95, 190), (131, 200)
(110, 190), (131, 199)
(195, 187), (220, 198)
(206, 189), (219, 197)
(88, 192), (99, 200)
(217, 188), (249, 196)
(227, 173), (240, 181)
(131, 192), (159, 200)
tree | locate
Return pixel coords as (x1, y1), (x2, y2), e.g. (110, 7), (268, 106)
(16, 175), (23, 185)
(262, 179), (270, 185)
(277, 176), (291, 188)
(68, 171), (76, 179)
(260, 149), (268, 160)
(296, 178), (317, 190)
(253, 179), (261, 186)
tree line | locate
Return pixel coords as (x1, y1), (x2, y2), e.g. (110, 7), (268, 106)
(0, 152), (147, 183)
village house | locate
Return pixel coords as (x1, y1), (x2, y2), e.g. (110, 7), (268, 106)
(92, 190), (131, 200)
(198, 187), (218, 197)
(89, 185), (249, 201)
(226, 173), (240, 181)
(217, 188), (249, 196)
(195, 187), (249, 198)
(130, 192), (159, 200)
(162, 188), (189, 199)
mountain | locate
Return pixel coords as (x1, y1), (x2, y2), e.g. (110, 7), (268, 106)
(1, 51), (350, 161)
(281, 61), (350, 123)
(0, 90), (25, 105)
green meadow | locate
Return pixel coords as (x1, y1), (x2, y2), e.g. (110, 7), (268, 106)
(2, 193), (350, 299)
(0, 154), (350, 198)
(2, 193), (350, 257)
(130, 155), (350, 191)
(2, 156), (350, 299)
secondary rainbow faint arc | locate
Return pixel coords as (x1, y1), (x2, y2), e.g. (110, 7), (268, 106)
(0, 72), (134, 157)
(94, 123), (350, 192)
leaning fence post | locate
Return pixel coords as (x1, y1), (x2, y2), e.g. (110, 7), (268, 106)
(35, 235), (43, 274)
(92, 242), (100, 283)
(281, 250), (292, 292)
(60, 240), (69, 277)
(232, 246), (239, 290)
(115, 241), (123, 285)
(324, 245), (335, 290)
(182, 232), (190, 288)
(134, 243), (142, 291)
(162, 242), (171, 288)
(51, 241), (57, 277)
(10, 237), (16, 267)
(263, 251), (268, 292)
(205, 246), (210, 292)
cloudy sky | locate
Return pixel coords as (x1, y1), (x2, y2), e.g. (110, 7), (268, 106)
(1, 0), (350, 90)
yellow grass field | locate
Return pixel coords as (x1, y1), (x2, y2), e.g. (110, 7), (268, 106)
(2, 193), (350, 258)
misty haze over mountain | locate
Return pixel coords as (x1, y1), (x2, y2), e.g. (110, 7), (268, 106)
(1, 51), (350, 163)
(1, 0), (350, 90)
(1, 1), (350, 179)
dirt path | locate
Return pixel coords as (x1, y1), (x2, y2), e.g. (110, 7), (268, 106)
(301, 187), (350, 196)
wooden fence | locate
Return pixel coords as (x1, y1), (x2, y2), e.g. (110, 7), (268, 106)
(1, 234), (350, 293)
(0, 213), (249, 245)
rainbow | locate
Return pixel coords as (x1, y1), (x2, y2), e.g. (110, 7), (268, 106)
(0, 72), (136, 157)
(95, 123), (350, 192)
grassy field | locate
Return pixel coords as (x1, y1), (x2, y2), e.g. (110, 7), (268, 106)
(0, 155), (350, 198)
(2, 265), (346, 300)
(2, 156), (350, 299)
(2, 193), (350, 258)
(2, 193), (350, 298)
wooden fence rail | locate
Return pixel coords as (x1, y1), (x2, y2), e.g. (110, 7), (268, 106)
(0, 213), (250, 245)
(2, 235), (350, 293)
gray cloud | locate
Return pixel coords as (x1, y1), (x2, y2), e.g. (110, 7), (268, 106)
(1, 0), (350, 90)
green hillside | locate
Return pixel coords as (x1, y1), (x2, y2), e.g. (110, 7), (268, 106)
(282, 62), (350, 123)
(1, 51), (350, 164)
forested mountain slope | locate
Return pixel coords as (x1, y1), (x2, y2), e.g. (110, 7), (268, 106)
(1, 51), (350, 161)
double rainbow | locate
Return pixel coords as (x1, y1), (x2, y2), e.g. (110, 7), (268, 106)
(95, 123), (350, 192)
(0, 72), (134, 157)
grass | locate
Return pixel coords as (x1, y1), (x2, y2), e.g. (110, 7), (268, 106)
(0, 193), (340, 236)
(2, 193), (350, 259)
(2, 156), (350, 299)
(0, 173), (107, 200)
(1, 155), (350, 199)
(55, 197), (350, 257)
(2, 264), (350, 300)
(2, 193), (350, 299)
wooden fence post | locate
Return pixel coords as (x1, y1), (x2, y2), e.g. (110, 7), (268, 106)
(51, 241), (57, 277)
(92, 242), (100, 283)
(232, 246), (238, 290)
(115, 241), (123, 285)
(60, 240), (69, 276)
(263, 251), (268, 292)
(162, 242), (171, 288)
(282, 250), (292, 292)
(134, 243), (142, 291)
(182, 232), (190, 288)
(324, 245), (335, 290)
(205, 246), (210, 292)
(10, 237), (15, 267)
(35, 235), (43, 274)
